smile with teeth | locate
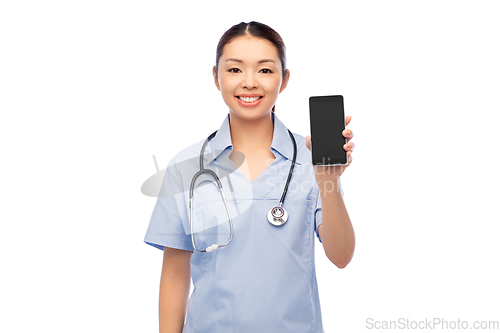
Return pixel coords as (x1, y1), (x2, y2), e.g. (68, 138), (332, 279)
(238, 96), (263, 102)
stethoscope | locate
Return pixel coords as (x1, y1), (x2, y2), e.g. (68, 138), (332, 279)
(189, 118), (297, 253)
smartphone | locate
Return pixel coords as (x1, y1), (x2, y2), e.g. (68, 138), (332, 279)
(309, 95), (347, 166)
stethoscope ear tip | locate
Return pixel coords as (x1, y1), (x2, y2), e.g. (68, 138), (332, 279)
(206, 244), (219, 252)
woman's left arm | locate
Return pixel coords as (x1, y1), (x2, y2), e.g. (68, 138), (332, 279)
(305, 116), (355, 268)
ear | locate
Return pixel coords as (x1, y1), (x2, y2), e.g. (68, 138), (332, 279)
(279, 69), (290, 94)
(213, 66), (221, 91)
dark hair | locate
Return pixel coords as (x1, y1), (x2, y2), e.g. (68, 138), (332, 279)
(214, 21), (287, 112)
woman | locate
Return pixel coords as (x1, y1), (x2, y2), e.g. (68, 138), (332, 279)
(144, 21), (355, 332)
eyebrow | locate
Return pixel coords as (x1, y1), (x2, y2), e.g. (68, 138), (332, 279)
(225, 58), (276, 64)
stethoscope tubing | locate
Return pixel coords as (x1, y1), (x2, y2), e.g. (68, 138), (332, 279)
(189, 117), (297, 253)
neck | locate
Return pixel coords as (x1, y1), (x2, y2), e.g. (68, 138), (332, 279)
(229, 111), (274, 153)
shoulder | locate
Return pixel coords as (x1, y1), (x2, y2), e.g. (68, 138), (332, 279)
(167, 137), (205, 168)
(164, 136), (208, 184)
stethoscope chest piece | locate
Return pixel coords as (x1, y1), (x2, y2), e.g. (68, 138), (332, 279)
(267, 206), (288, 226)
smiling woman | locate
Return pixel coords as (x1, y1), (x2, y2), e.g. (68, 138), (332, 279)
(144, 21), (355, 333)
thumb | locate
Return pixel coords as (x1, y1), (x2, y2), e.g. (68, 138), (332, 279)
(305, 135), (311, 151)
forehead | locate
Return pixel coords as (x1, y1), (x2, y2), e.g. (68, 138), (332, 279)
(221, 36), (279, 63)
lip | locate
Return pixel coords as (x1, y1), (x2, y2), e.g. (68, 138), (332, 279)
(236, 93), (263, 97)
(235, 95), (263, 107)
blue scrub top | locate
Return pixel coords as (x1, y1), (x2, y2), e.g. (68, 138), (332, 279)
(144, 112), (343, 332)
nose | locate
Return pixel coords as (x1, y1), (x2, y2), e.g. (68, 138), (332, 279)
(242, 71), (258, 89)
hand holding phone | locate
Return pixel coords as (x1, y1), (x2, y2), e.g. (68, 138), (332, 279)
(309, 95), (348, 166)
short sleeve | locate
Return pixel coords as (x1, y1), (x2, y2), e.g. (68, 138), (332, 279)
(314, 178), (344, 243)
(144, 163), (194, 252)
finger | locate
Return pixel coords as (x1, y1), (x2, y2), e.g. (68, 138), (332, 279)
(343, 129), (354, 142)
(305, 135), (311, 150)
(343, 142), (355, 152)
(345, 115), (352, 126)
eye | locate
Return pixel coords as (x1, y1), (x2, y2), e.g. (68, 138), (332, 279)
(228, 68), (241, 73)
(260, 68), (273, 74)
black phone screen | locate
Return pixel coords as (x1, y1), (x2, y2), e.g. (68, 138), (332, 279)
(309, 95), (347, 165)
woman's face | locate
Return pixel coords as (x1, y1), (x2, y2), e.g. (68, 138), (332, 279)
(213, 35), (290, 120)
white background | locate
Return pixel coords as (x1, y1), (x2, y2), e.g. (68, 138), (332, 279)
(1, 0), (499, 332)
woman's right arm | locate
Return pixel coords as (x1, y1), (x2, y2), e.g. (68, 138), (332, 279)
(159, 246), (192, 333)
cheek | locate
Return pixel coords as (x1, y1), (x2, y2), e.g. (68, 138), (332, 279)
(219, 76), (239, 92)
(264, 76), (282, 92)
